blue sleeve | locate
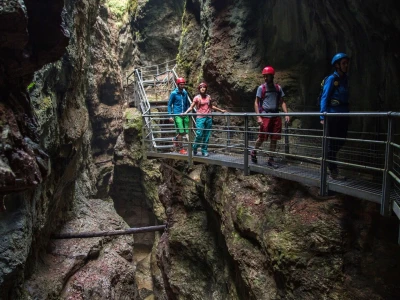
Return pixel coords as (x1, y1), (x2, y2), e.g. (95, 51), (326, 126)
(320, 75), (334, 120)
(168, 92), (174, 115)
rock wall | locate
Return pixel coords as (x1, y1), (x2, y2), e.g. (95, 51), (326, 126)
(1, 0), (183, 297)
(2, 0), (400, 299)
(158, 164), (400, 299)
(0, 0), (134, 298)
(178, 0), (400, 125)
(0, 0), (70, 298)
(119, 0), (185, 75)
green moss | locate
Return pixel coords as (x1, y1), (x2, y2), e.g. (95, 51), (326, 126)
(236, 205), (252, 225)
(134, 31), (142, 42)
(127, 0), (138, 16)
(38, 96), (53, 113)
(124, 108), (142, 135)
(27, 82), (36, 92)
(104, 0), (129, 20)
(177, 53), (192, 75)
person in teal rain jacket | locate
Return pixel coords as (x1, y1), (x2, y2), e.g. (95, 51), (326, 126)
(168, 77), (190, 154)
(320, 52), (350, 179)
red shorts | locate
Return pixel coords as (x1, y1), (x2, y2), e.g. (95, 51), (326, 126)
(258, 117), (282, 141)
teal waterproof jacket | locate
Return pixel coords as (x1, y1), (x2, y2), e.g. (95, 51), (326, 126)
(168, 88), (190, 115)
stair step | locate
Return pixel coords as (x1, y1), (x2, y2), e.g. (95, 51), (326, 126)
(151, 130), (176, 134)
(150, 105), (168, 109)
(153, 145), (176, 149)
(153, 137), (178, 141)
(149, 100), (169, 105)
(149, 124), (175, 128)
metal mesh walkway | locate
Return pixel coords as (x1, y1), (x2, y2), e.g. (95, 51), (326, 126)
(146, 151), (384, 204)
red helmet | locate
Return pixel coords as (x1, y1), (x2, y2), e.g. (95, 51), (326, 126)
(176, 77), (186, 84)
(198, 82), (207, 90)
(262, 66), (275, 75)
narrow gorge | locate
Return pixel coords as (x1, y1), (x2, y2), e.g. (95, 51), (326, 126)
(1, 0), (400, 299)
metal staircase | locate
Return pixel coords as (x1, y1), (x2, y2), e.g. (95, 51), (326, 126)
(125, 60), (195, 151)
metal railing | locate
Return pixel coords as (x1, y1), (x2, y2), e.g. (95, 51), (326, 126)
(141, 111), (400, 235)
(126, 59), (177, 86)
(124, 61), (400, 243)
(127, 61), (197, 153)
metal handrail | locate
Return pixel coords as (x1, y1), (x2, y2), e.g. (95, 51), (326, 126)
(126, 60), (400, 237)
(142, 110), (400, 216)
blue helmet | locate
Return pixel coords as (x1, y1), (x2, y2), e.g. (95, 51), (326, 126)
(331, 53), (349, 66)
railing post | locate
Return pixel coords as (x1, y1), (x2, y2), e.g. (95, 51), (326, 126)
(188, 115), (193, 167)
(284, 120), (289, 155)
(244, 114), (249, 176)
(226, 115), (231, 152)
(142, 115), (147, 160)
(154, 76), (157, 101)
(381, 113), (393, 216)
(320, 114), (329, 196)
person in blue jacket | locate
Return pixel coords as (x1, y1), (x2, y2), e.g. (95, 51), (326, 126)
(320, 52), (350, 179)
(168, 77), (190, 154)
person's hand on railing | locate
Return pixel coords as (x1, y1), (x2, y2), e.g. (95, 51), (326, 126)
(320, 120), (324, 125)
(169, 117), (174, 123)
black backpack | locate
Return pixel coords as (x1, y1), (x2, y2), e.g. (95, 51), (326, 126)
(316, 74), (339, 107)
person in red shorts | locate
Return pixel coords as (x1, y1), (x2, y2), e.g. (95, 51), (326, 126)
(250, 66), (290, 168)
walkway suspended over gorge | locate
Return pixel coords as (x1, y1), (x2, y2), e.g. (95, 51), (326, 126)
(125, 60), (400, 244)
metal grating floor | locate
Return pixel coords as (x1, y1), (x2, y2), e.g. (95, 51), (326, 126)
(147, 151), (388, 204)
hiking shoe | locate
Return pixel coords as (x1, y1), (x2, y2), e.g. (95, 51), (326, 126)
(250, 150), (257, 163)
(202, 152), (209, 157)
(179, 149), (187, 155)
(267, 158), (279, 169)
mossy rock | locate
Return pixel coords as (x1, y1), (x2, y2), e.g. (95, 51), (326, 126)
(123, 108), (142, 141)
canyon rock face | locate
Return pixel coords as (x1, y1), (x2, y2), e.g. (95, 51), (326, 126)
(119, 0), (185, 76)
(1, 0), (400, 299)
(24, 198), (138, 299)
(0, 0), (70, 298)
(0, 0), (69, 194)
(178, 0), (400, 129)
(158, 164), (400, 299)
